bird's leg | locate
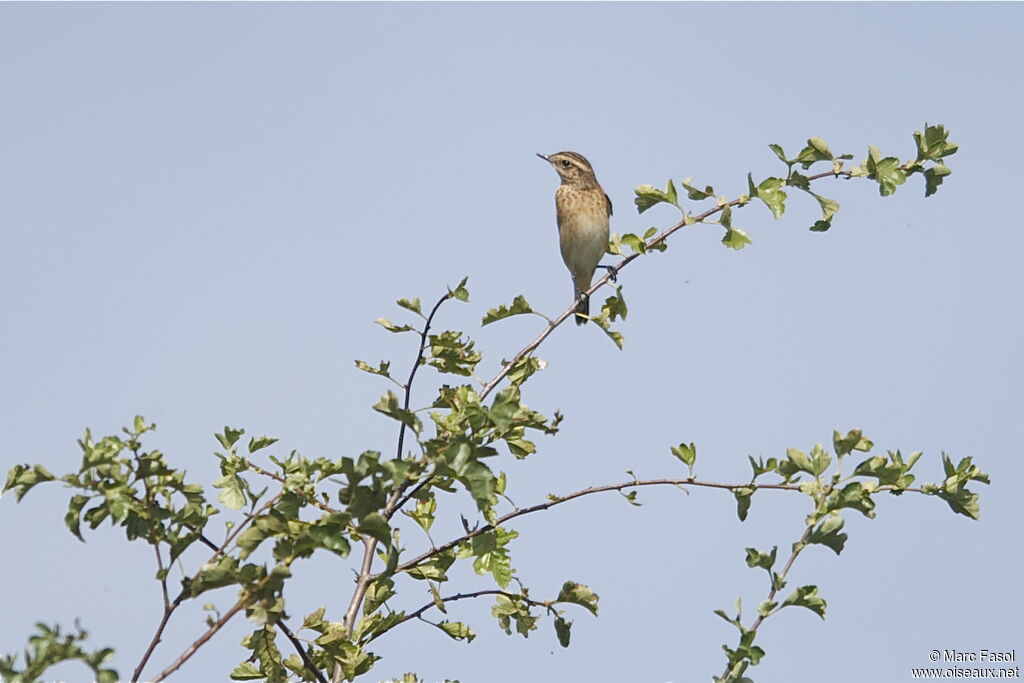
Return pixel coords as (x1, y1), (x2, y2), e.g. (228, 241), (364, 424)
(596, 264), (618, 283)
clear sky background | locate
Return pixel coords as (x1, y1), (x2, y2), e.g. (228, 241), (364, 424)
(2, 3), (1021, 683)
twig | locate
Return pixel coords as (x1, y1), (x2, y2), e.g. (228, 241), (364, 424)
(134, 494), (281, 680)
(149, 596), (250, 682)
(276, 619), (328, 683)
(397, 292), (450, 460)
(717, 523), (816, 682)
(362, 589), (550, 645)
(131, 592), (184, 682)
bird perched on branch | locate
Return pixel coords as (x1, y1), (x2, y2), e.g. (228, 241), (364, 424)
(537, 151), (612, 325)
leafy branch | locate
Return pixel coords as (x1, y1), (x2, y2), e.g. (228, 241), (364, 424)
(0, 125), (976, 683)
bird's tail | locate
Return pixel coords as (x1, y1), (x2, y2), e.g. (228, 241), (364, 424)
(574, 292), (589, 326)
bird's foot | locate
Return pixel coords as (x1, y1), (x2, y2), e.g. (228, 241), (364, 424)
(597, 264), (618, 283)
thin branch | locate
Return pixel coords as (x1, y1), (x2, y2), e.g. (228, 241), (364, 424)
(149, 596), (249, 682)
(397, 292), (450, 461)
(380, 477), (803, 580)
(131, 593), (184, 682)
(133, 494), (281, 681)
(362, 589), (550, 645)
(717, 523), (816, 682)
(389, 474), (433, 519)
(340, 291), (452, 645)
(276, 619), (328, 683)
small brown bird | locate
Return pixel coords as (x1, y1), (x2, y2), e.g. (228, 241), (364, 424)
(537, 151), (612, 325)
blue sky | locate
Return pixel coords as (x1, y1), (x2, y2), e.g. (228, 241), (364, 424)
(1, 3), (1021, 682)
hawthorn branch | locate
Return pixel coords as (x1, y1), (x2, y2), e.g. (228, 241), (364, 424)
(479, 169), (849, 401)
(379, 477), (803, 580)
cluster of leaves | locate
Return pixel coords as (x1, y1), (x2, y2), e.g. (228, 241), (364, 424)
(0, 622), (117, 683)
(630, 123), (957, 250)
(684, 429), (988, 683)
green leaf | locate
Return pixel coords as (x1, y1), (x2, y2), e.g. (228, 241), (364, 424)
(634, 180), (680, 214)
(828, 481), (876, 518)
(373, 391), (422, 434)
(733, 487), (754, 521)
(482, 295), (535, 326)
(864, 146), (906, 196)
(375, 317), (415, 334)
(620, 232), (646, 254)
(808, 514), (847, 555)
(720, 206), (752, 250)
(3, 463), (56, 501)
(397, 297), (423, 316)
(794, 137), (833, 168)
(681, 179), (715, 201)
(554, 616), (572, 648)
(449, 276), (470, 302)
(357, 512), (391, 547)
(308, 513), (353, 557)
(748, 456), (778, 479)
(755, 177), (787, 219)
(601, 289), (628, 323)
(229, 662), (263, 680)
(670, 442), (696, 476)
(768, 143), (789, 165)
(248, 436), (278, 453)
(213, 474), (246, 510)
(436, 621), (475, 642)
(427, 330), (482, 376)
(401, 496), (437, 533)
(833, 429), (873, 456)
(924, 161), (951, 197)
(505, 356), (545, 387)
(557, 581), (599, 616)
(355, 359), (393, 378)
(721, 227), (752, 251)
(744, 546), (777, 572)
(914, 123), (959, 161)
(217, 426), (245, 450)
(303, 607), (327, 630)
(64, 494), (90, 541)
(781, 585), (826, 618)
(784, 447), (815, 475)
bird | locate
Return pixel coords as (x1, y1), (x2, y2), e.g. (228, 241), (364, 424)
(537, 151), (612, 325)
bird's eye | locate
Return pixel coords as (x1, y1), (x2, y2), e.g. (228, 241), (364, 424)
(560, 159), (572, 168)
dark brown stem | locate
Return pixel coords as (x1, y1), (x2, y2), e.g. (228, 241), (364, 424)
(276, 619), (328, 683)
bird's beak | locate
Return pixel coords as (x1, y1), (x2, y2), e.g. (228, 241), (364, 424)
(536, 153), (551, 163)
